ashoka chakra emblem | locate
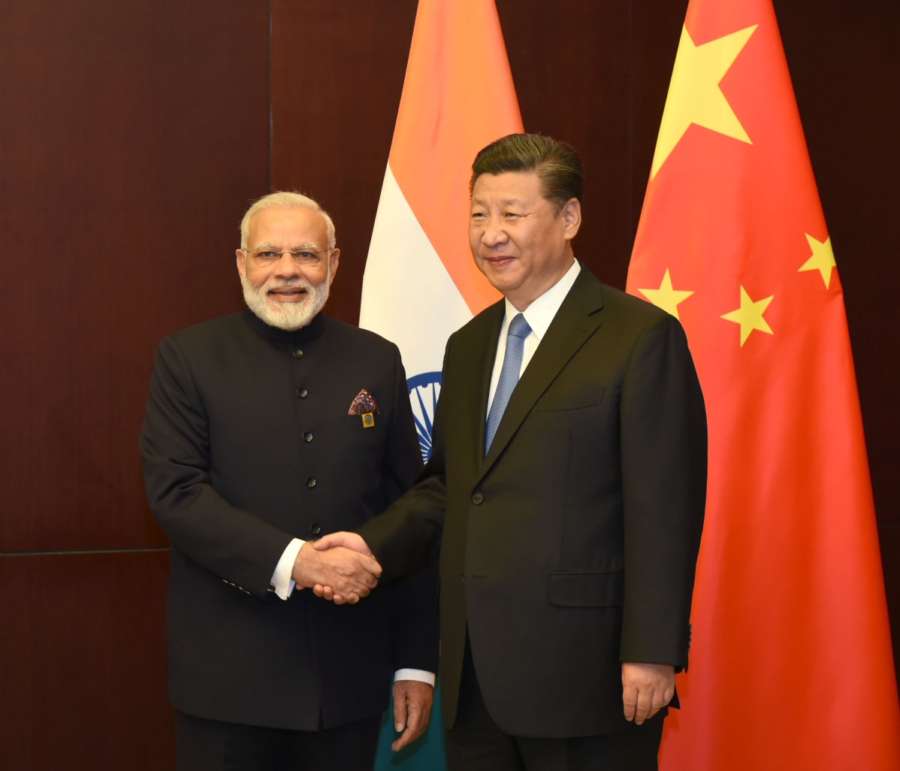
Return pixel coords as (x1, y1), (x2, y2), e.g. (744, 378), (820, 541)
(406, 371), (442, 464)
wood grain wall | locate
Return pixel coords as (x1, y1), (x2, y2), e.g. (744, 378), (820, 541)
(2, 2), (896, 768)
(0, 1), (269, 767)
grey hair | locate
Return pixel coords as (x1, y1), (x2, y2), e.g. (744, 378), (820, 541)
(239, 191), (336, 250)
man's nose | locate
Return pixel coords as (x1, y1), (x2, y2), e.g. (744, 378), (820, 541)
(481, 216), (509, 247)
(274, 251), (300, 277)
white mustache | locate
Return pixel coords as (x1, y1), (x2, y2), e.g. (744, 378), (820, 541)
(265, 279), (313, 293)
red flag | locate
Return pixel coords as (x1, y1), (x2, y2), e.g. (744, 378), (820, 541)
(626, 1), (900, 769)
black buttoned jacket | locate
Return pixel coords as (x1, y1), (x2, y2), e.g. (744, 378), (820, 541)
(359, 269), (707, 738)
(141, 311), (437, 730)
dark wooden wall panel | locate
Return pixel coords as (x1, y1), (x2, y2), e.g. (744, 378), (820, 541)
(0, 3), (896, 770)
(1, 1), (271, 769)
(271, 1), (899, 678)
(270, 0), (418, 318)
(0, 0), (269, 552)
(0, 551), (171, 769)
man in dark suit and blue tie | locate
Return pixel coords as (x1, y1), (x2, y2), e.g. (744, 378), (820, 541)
(315, 134), (707, 771)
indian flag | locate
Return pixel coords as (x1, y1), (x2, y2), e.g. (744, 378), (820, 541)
(363, 1), (522, 768)
(361, 0), (522, 461)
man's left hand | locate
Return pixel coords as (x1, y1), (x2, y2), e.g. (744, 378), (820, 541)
(391, 680), (433, 751)
(621, 662), (675, 725)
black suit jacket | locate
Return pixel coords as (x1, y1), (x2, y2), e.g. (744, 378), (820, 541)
(141, 311), (437, 731)
(360, 268), (706, 738)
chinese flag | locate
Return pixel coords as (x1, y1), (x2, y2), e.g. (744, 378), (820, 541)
(626, 1), (900, 770)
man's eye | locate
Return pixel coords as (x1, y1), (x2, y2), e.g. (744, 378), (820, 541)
(291, 251), (320, 262)
(257, 251), (278, 259)
(504, 212), (522, 219)
(471, 212), (486, 221)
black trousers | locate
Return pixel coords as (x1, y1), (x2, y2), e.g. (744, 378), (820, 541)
(175, 711), (382, 771)
(446, 641), (664, 771)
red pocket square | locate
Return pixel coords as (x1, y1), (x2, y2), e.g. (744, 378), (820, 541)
(348, 388), (379, 415)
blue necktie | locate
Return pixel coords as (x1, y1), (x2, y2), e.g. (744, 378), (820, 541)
(485, 313), (532, 453)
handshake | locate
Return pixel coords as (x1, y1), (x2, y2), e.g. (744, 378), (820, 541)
(291, 532), (380, 604)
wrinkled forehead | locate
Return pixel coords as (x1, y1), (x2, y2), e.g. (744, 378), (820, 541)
(470, 169), (545, 204)
(247, 206), (329, 248)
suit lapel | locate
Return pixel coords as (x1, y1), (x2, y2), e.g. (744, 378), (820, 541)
(456, 301), (504, 482)
(478, 270), (606, 482)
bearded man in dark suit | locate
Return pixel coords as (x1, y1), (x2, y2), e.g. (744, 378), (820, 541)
(313, 135), (707, 771)
(141, 191), (436, 771)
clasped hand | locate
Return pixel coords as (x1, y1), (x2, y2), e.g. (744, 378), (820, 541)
(292, 534), (379, 605)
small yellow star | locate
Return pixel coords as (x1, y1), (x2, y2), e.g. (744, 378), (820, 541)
(638, 269), (694, 320)
(651, 24), (757, 178)
(721, 286), (774, 346)
(798, 233), (836, 288)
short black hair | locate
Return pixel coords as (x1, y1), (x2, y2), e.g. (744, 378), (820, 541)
(470, 133), (583, 208)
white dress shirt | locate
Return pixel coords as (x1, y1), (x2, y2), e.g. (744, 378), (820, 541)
(487, 259), (582, 415)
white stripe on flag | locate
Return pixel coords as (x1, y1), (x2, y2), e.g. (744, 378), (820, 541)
(360, 165), (473, 378)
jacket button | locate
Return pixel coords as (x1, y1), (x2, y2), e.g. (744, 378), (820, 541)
(292, 348), (304, 359)
(303, 431), (314, 443)
(310, 523), (322, 537)
(471, 491), (484, 505)
(296, 387), (309, 399)
(306, 477), (317, 489)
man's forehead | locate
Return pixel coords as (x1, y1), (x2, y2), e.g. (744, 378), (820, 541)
(471, 170), (543, 202)
(248, 206), (328, 244)
(251, 240), (323, 251)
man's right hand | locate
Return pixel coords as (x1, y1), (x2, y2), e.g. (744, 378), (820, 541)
(309, 532), (376, 604)
(291, 542), (381, 605)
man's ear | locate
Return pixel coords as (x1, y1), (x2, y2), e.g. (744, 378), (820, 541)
(328, 248), (341, 283)
(561, 198), (582, 240)
(235, 248), (247, 279)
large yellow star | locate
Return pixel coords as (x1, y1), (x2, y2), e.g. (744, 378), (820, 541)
(638, 269), (694, 320)
(798, 233), (836, 288)
(721, 286), (774, 346)
(651, 24), (758, 178)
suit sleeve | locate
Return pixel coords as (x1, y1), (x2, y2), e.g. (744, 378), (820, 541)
(357, 342), (452, 582)
(140, 336), (293, 598)
(380, 346), (439, 674)
(619, 314), (707, 668)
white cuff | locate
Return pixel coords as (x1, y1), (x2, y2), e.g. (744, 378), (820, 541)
(393, 668), (436, 686)
(270, 538), (305, 600)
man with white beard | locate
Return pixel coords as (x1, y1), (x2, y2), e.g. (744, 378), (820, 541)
(141, 192), (437, 771)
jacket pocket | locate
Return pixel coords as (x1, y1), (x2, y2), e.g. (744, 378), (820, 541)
(535, 386), (605, 412)
(547, 569), (623, 607)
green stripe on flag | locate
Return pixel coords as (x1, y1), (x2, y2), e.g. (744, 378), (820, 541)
(374, 684), (447, 770)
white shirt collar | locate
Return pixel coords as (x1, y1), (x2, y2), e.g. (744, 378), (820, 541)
(502, 259), (581, 341)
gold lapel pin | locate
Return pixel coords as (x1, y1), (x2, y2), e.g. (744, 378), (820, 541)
(361, 412), (375, 429)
